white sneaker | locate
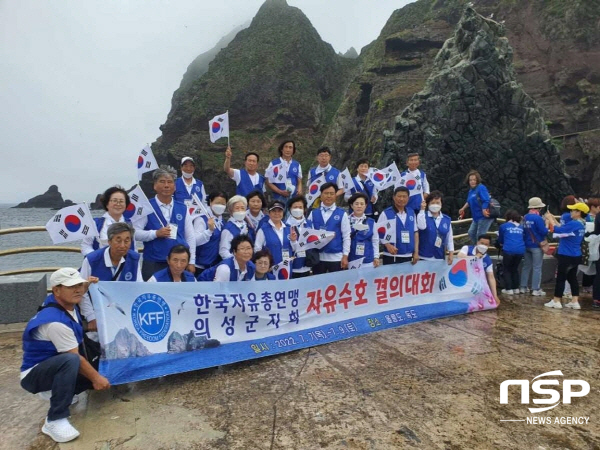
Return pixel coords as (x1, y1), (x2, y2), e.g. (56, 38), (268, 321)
(37, 391), (79, 405)
(501, 289), (514, 295)
(519, 288), (529, 294)
(564, 302), (581, 310)
(532, 289), (546, 296)
(544, 300), (563, 309)
(42, 417), (80, 443)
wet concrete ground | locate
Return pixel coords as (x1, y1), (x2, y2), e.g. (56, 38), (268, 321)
(2, 291), (599, 450)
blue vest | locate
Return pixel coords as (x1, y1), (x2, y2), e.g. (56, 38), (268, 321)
(349, 177), (375, 215)
(198, 258), (256, 281)
(91, 217), (135, 252)
(237, 170), (265, 197)
(21, 295), (84, 372)
(195, 216), (222, 268)
(174, 177), (204, 203)
(349, 218), (375, 263)
(287, 219), (312, 270)
(311, 208), (345, 254)
(383, 207), (416, 255)
(271, 158), (301, 201)
(401, 170), (427, 212)
(248, 215), (269, 243)
(309, 166), (340, 184)
(255, 272), (276, 281)
(143, 198), (188, 262)
(152, 267), (196, 282)
(85, 247), (141, 281)
(224, 220), (248, 240)
(418, 213), (452, 259)
(467, 246), (493, 271)
(259, 223), (293, 265)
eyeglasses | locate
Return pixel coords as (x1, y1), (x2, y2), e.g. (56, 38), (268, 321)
(110, 199), (126, 205)
(255, 260), (270, 266)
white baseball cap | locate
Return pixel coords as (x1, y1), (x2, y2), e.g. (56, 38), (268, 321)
(181, 157), (195, 165)
(50, 268), (87, 287)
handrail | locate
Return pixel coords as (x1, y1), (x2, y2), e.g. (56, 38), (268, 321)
(0, 226), (47, 235)
(0, 246), (81, 257)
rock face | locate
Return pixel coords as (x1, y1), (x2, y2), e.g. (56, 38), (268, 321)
(381, 7), (573, 212)
(103, 328), (152, 360)
(14, 185), (74, 209)
(166, 330), (218, 353)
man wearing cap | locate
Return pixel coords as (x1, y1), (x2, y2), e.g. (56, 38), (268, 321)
(20, 268), (110, 443)
(174, 156), (207, 205)
(520, 197), (549, 296)
(223, 146), (265, 197)
(254, 200), (297, 266)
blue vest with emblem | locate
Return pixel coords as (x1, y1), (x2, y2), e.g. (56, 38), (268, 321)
(311, 207), (344, 254)
(309, 166), (340, 185)
(287, 219), (312, 270)
(152, 267), (196, 282)
(349, 177), (376, 215)
(383, 207), (416, 255)
(21, 295), (84, 372)
(255, 272), (276, 281)
(349, 218), (375, 263)
(418, 213), (451, 259)
(197, 258), (256, 281)
(223, 220), (248, 241)
(91, 217), (135, 252)
(259, 223), (293, 265)
(143, 198), (188, 262)
(174, 177), (204, 203)
(237, 170), (265, 197)
(248, 215), (269, 243)
(401, 170), (427, 212)
(85, 247), (140, 281)
(271, 158), (301, 201)
(195, 216), (222, 267)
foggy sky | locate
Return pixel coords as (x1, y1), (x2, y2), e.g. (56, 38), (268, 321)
(0, 0), (412, 204)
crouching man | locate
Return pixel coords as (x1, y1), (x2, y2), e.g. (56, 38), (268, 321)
(20, 268), (110, 443)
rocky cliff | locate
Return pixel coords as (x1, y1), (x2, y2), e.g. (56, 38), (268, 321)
(103, 328), (152, 360)
(14, 185), (74, 209)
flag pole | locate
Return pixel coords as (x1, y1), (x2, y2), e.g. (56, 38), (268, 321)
(226, 110), (230, 147)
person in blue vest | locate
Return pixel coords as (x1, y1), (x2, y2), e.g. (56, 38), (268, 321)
(265, 140), (303, 201)
(378, 186), (419, 265)
(458, 170), (494, 244)
(416, 190), (454, 264)
(458, 235), (500, 305)
(253, 249), (276, 281)
(399, 152), (430, 213)
(307, 182), (351, 273)
(344, 158), (378, 220)
(199, 235), (256, 281)
(81, 186), (135, 255)
(223, 146), (265, 197)
(348, 193), (380, 268)
(219, 195), (249, 260)
(286, 195), (313, 278)
(497, 209), (525, 295)
(245, 190), (268, 242)
(20, 268), (110, 443)
(307, 147), (344, 208)
(520, 197), (549, 296)
(193, 191), (227, 278)
(543, 202), (588, 310)
(79, 222), (141, 332)
(173, 156), (207, 205)
(132, 166), (196, 280)
(254, 200), (298, 265)
(149, 245), (196, 282)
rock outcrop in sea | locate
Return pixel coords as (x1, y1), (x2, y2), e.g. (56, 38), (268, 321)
(167, 330), (220, 353)
(103, 328), (152, 359)
(14, 185), (75, 209)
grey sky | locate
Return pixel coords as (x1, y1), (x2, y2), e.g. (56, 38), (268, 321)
(0, 0), (412, 204)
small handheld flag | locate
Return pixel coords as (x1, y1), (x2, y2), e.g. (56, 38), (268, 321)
(305, 173), (327, 208)
(190, 193), (214, 219)
(265, 163), (287, 185)
(297, 227), (336, 250)
(369, 162), (401, 191)
(271, 257), (292, 280)
(376, 216), (396, 244)
(398, 170), (423, 197)
(45, 203), (98, 244)
(348, 258), (364, 270)
(125, 185), (154, 221)
(208, 111), (230, 143)
(137, 145), (158, 180)
(339, 168), (353, 192)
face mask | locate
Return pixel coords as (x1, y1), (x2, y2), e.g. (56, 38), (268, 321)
(477, 244), (488, 254)
(290, 208), (304, 219)
(182, 171), (194, 179)
(428, 204), (442, 213)
(211, 204), (226, 216)
(233, 211), (246, 221)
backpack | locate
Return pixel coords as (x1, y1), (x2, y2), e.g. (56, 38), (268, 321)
(477, 188), (501, 219)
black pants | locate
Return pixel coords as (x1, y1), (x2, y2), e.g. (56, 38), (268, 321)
(593, 260), (600, 301)
(582, 274), (595, 288)
(142, 260), (168, 281)
(554, 254), (582, 298)
(312, 261), (343, 274)
(502, 252), (523, 290)
(292, 271), (312, 279)
(21, 353), (92, 421)
(382, 255), (412, 265)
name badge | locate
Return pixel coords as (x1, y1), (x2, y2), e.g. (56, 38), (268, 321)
(356, 243), (365, 256)
(169, 224), (179, 240)
(434, 236), (442, 248)
(282, 250), (290, 259)
(297, 251), (306, 258)
(286, 179), (294, 192)
(401, 231), (410, 244)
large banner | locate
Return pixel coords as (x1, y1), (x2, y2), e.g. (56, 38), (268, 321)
(91, 258), (496, 385)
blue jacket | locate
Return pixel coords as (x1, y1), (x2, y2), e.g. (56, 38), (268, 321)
(555, 221), (585, 257)
(382, 207), (416, 255)
(310, 208), (345, 254)
(91, 217), (135, 252)
(467, 184), (490, 222)
(418, 213), (452, 259)
(152, 267), (196, 282)
(85, 247), (141, 281)
(258, 223), (293, 265)
(198, 258), (256, 281)
(143, 198), (189, 263)
(523, 213), (549, 249)
(195, 216), (222, 268)
(498, 222), (525, 255)
(236, 170), (265, 197)
(270, 158), (301, 201)
(174, 177), (205, 203)
(349, 218), (375, 263)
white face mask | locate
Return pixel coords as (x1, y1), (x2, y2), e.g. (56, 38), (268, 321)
(428, 204), (442, 214)
(211, 204), (226, 216)
(477, 244), (488, 254)
(232, 211), (246, 222)
(290, 208), (304, 219)
(182, 171), (194, 179)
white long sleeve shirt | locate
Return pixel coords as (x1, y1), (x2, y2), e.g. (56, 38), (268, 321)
(307, 206), (351, 261)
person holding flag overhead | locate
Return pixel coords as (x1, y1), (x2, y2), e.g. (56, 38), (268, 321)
(193, 191), (227, 278)
(223, 146), (265, 197)
(307, 147), (344, 207)
(266, 140), (303, 201)
(254, 200), (297, 267)
(132, 166), (196, 280)
(343, 158), (378, 219)
(398, 152), (430, 213)
(174, 157), (207, 205)
(378, 186), (419, 265)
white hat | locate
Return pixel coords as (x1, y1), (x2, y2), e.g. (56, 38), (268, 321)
(50, 268), (87, 287)
(527, 197), (546, 209)
(181, 156), (195, 165)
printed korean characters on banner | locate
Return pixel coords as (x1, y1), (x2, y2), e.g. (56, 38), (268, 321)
(92, 258), (497, 385)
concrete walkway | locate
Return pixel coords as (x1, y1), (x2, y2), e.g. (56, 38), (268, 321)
(2, 291), (598, 450)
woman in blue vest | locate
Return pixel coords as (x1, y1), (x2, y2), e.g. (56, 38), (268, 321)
(193, 191), (227, 278)
(253, 249), (275, 281)
(497, 209), (525, 295)
(265, 140), (303, 202)
(223, 146), (265, 197)
(348, 193), (380, 268)
(245, 190), (267, 242)
(81, 186), (135, 255)
(149, 245), (196, 282)
(416, 190), (454, 264)
(544, 202), (588, 310)
(199, 235), (256, 281)
(219, 195), (249, 260)
(458, 170), (494, 245)
(286, 195), (313, 278)
(378, 186), (419, 265)
(344, 158), (378, 220)
(174, 156), (207, 205)
(254, 200), (297, 265)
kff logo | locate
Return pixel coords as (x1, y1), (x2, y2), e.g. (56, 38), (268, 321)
(500, 370), (590, 413)
(139, 310), (164, 326)
(131, 293), (171, 342)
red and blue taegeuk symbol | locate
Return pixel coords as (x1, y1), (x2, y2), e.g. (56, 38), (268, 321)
(307, 234), (319, 243)
(448, 259), (468, 287)
(406, 179), (417, 190)
(277, 268), (289, 280)
(377, 226), (387, 239)
(64, 215), (81, 232)
(309, 184), (319, 195)
(373, 172), (384, 182)
(211, 121), (221, 133)
(137, 156), (144, 169)
(123, 203), (136, 220)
